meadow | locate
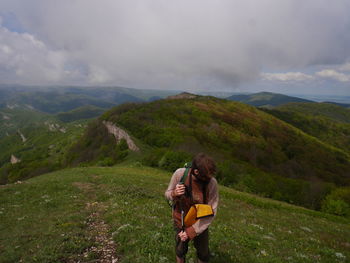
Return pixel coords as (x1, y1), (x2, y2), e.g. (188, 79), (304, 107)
(1, 164), (349, 262)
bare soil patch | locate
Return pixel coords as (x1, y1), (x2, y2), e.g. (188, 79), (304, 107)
(70, 179), (118, 262)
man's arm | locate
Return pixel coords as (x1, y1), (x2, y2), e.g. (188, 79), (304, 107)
(165, 168), (185, 201)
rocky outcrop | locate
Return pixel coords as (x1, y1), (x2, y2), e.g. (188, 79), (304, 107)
(11, 155), (21, 164)
(17, 130), (27, 142)
(2, 114), (10, 120)
(102, 121), (139, 151)
(6, 104), (19, 109)
(45, 122), (66, 133)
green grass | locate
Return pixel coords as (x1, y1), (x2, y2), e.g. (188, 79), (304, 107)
(0, 169), (94, 262)
(1, 164), (349, 262)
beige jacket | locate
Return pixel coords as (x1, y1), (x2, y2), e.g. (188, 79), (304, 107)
(165, 168), (219, 239)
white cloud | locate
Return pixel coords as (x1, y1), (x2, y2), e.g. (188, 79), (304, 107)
(0, 22), (80, 84)
(0, 0), (350, 91)
(315, 69), (350, 82)
(261, 72), (314, 82)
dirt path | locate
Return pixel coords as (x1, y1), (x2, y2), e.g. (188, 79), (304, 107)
(71, 179), (118, 263)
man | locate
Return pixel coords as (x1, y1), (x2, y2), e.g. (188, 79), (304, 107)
(165, 153), (219, 263)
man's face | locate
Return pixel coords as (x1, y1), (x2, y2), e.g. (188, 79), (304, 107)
(193, 169), (210, 183)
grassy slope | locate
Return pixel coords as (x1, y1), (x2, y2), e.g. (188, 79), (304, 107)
(1, 164), (349, 263)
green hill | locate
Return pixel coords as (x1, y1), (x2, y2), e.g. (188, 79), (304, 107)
(263, 102), (350, 154)
(226, 92), (313, 107)
(0, 108), (87, 184)
(0, 165), (349, 263)
(272, 102), (350, 123)
(55, 105), (106, 123)
(324, 101), (350, 109)
(0, 108), (49, 138)
(66, 96), (350, 210)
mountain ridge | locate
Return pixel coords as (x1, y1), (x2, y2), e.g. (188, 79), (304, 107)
(66, 95), (350, 210)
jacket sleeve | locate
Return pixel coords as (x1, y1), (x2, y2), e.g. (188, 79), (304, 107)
(185, 178), (219, 239)
(165, 168), (185, 201)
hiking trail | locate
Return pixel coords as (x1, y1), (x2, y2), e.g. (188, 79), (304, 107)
(71, 176), (118, 263)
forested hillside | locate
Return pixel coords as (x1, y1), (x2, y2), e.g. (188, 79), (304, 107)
(66, 96), (350, 211)
(263, 102), (350, 154)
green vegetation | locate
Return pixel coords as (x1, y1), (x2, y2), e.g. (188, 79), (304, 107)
(56, 105), (106, 123)
(2, 94), (350, 216)
(226, 92), (313, 107)
(0, 85), (177, 114)
(67, 97), (350, 210)
(8, 91), (116, 114)
(65, 120), (129, 167)
(0, 108), (51, 137)
(0, 108), (88, 184)
(321, 187), (350, 216)
(0, 165), (349, 262)
(274, 102), (350, 123)
(263, 102), (350, 154)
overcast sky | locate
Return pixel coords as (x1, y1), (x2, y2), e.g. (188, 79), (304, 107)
(0, 0), (350, 95)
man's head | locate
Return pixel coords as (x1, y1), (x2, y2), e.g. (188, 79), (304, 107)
(191, 153), (216, 183)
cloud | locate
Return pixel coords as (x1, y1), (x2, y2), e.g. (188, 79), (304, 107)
(0, 20), (86, 85)
(315, 69), (350, 82)
(0, 0), (350, 90)
(338, 63), (350, 72)
(261, 72), (314, 82)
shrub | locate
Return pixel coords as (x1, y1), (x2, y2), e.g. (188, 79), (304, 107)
(321, 197), (350, 216)
(321, 187), (350, 216)
(216, 161), (241, 186)
(142, 148), (167, 167)
(158, 151), (192, 172)
(97, 157), (115, 167)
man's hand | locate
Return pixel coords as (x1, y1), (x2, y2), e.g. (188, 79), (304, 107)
(174, 183), (185, 197)
(178, 231), (188, 242)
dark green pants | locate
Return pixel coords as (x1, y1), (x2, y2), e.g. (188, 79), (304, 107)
(175, 228), (210, 262)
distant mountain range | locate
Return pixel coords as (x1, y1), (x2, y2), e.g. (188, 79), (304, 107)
(0, 85), (180, 114)
(1, 85), (349, 112)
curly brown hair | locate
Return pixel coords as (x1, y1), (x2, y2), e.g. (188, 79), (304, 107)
(192, 153), (216, 180)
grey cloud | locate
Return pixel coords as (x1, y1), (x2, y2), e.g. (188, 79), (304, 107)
(1, 0), (350, 90)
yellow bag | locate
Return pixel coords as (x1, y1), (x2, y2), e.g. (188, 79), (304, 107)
(184, 204), (214, 227)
